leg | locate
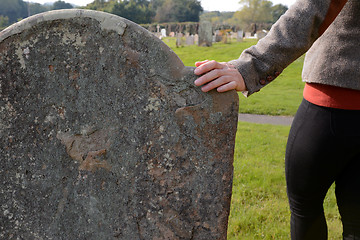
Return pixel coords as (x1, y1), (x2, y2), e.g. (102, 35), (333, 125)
(332, 109), (360, 240)
(336, 155), (360, 240)
(285, 99), (347, 239)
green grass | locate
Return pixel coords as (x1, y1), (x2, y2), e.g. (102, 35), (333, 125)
(164, 38), (304, 116)
(229, 122), (342, 239)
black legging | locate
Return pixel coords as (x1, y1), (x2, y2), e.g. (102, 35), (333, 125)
(285, 98), (360, 239)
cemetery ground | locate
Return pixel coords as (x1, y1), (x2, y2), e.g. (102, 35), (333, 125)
(165, 38), (343, 239)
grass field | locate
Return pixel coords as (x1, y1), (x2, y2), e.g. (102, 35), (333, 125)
(165, 39), (343, 239)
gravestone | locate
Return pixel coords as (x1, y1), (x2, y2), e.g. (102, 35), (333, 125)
(237, 30), (243, 42)
(161, 28), (167, 38)
(185, 35), (195, 46)
(0, 9), (238, 240)
(175, 32), (184, 47)
(256, 30), (267, 40)
(245, 32), (252, 38)
(198, 21), (212, 47)
(215, 30), (222, 43)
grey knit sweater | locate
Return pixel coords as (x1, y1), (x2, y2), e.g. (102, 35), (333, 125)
(229, 0), (358, 97)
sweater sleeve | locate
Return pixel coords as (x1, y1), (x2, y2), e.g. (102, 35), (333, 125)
(228, 0), (348, 97)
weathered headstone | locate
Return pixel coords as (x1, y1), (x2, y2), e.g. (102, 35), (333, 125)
(185, 35), (195, 46)
(237, 30), (243, 42)
(256, 30), (267, 40)
(161, 28), (167, 38)
(176, 32), (184, 47)
(0, 10), (238, 240)
(215, 30), (222, 43)
(245, 32), (252, 38)
(198, 21), (212, 47)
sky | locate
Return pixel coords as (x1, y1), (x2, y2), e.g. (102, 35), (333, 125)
(29, 0), (298, 12)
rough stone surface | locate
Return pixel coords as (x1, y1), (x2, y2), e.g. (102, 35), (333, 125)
(0, 10), (238, 240)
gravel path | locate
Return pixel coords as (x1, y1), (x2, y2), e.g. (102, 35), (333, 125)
(238, 114), (294, 126)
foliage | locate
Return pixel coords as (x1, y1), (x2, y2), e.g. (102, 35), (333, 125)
(52, 0), (74, 10)
(83, 0), (202, 24)
(271, 3), (288, 22)
(0, 0), (73, 27)
(154, 0), (203, 23)
(200, 11), (235, 26)
(198, 1), (288, 31)
(230, 0), (288, 31)
(85, 0), (116, 12)
(0, 15), (9, 29)
(0, 0), (28, 23)
(29, 3), (51, 16)
(111, 0), (155, 24)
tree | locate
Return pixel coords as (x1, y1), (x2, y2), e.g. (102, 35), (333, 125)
(86, 0), (116, 12)
(52, 0), (73, 10)
(29, 3), (50, 15)
(111, 0), (155, 24)
(271, 4), (288, 22)
(154, 0), (203, 23)
(200, 11), (235, 25)
(0, 0), (28, 23)
(0, 15), (9, 28)
(229, 0), (287, 31)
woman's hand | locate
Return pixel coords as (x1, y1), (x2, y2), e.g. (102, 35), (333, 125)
(194, 60), (246, 93)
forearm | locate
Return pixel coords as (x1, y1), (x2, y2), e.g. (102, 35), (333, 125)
(230, 0), (348, 96)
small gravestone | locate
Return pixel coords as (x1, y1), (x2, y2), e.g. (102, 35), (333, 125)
(245, 32), (252, 38)
(198, 21), (212, 47)
(161, 28), (167, 38)
(215, 30), (222, 43)
(237, 30), (243, 42)
(0, 10), (238, 240)
(186, 35), (195, 45)
(176, 32), (184, 47)
(256, 30), (267, 40)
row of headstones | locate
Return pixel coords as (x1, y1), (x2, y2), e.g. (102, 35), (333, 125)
(154, 26), (267, 47)
(173, 31), (244, 47)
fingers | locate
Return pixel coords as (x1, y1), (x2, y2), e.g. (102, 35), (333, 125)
(194, 60), (225, 76)
(193, 60), (246, 92)
(199, 75), (233, 92)
(217, 81), (238, 92)
(195, 60), (210, 67)
(194, 68), (223, 86)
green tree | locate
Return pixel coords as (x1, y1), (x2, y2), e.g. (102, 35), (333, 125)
(0, 15), (9, 28)
(238, 0), (273, 25)
(85, 0), (116, 12)
(154, 0), (202, 23)
(29, 3), (50, 15)
(52, 0), (74, 10)
(229, 0), (287, 31)
(200, 11), (235, 25)
(111, 0), (155, 24)
(271, 4), (288, 22)
(0, 0), (28, 23)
